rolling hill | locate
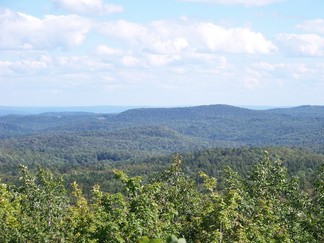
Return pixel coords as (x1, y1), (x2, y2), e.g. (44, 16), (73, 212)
(0, 104), (324, 196)
(0, 104), (323, 151)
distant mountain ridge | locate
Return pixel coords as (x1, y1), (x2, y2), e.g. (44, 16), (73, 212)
(267, 105), (324, 117)
(115, 104), (259, 122)
(0, 106), (139, 116)
(0, 104), (323, 151)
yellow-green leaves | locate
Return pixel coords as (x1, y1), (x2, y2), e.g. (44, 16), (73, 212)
(0, 153), (323, 242)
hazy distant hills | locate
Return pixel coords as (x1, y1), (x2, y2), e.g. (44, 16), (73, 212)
(0, 106), (137, 117)
(266, 105), (324, 118)
(0, 104), (323, 152)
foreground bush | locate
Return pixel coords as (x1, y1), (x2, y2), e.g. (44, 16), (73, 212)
(0, 152), (323, 242)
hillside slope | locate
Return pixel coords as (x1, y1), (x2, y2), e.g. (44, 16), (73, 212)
(0, 104), (323, 151)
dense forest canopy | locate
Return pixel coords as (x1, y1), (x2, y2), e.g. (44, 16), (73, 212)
(0, 104), (324, 241)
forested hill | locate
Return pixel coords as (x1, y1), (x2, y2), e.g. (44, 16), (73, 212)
(0, 104), (324, 149)
(113, 104), (258, 122)
(1, 105), (324, 239)
(266, 105), (324, 118)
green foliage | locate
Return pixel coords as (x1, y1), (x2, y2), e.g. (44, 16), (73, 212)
(0, 153), (323, 242)
(28, 168), (69, 241)
(66, 181), (97, 242)
(0, 182), (22, 241)
(166, 235), (187, 243)
(1, 105), (324, 241)
(138, 236), (162, 243)
(312, 164), (324, 241)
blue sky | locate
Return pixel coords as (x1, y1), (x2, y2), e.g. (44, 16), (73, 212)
(1, 0), (324, 107)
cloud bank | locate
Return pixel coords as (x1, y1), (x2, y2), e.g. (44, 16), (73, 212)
(1, 1), (323, 106)
(97, 19), (277, 55)
(0, 8), (91, 50)
(277, 33), (324, 57)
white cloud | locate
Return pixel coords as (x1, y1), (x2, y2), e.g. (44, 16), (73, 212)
(95, 45), (122, 56)
(14, 56), (51, 72)
(296, 19), (324, 35)
(94, 44), (228, 69)
(234, 60), (324, 93)
(1, 55), (53, 75)
(120, 55), (142, 67)
(97, 19), (276, 55)
(0, 54), (115, 78)
(0, 8), (91, 50)
(145, 54), (181, 67)
(97, 20), (149, 45)
(277, 33), (324, 56)
(56, 55), (112, 72)
(178, 0), (284, 6)
(96, 18), (273, 69)
(51, 0), (123, 15)
(196, 23), (276, 54)
(149, 37), (189, 54)
(0, 61), (13, 75)
(252, 62), (322, 85)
